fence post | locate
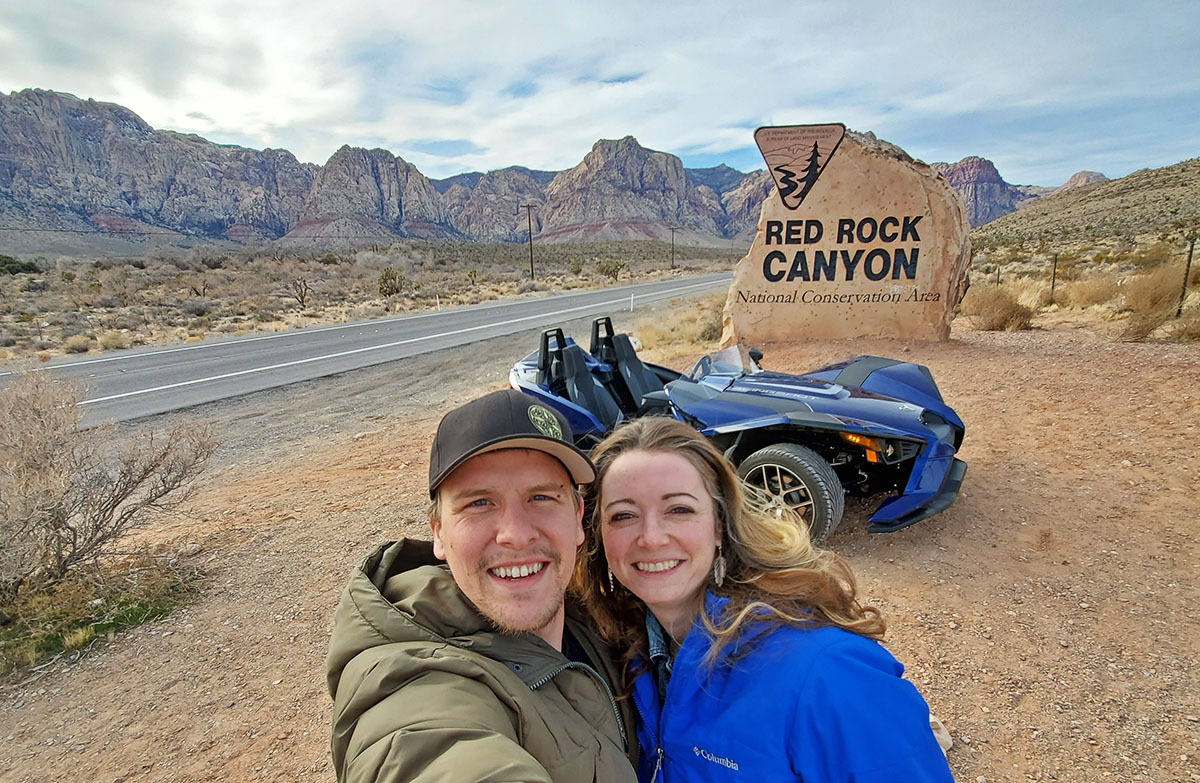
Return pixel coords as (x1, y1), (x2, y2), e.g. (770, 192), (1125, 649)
(1050, 253), (1058, 303)
(1178, 234), (1196, 318)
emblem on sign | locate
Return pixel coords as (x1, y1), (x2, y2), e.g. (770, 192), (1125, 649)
(754, 124), (846, 210)
(528, 405), (563, 440)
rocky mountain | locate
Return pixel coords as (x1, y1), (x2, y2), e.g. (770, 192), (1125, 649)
(537, 136), (726, 242)
(1054, 170), (1109, 194)
(972, 157), (1200, 243)
(443, 167), (548, 242)
(0, 89), (317, 243)
(431, 166), (555, 195)
(294, 145), (452, 240)
(930, 156), (1038, 226)
(1, 90), (775, 251)
(685, 164), (750, 195)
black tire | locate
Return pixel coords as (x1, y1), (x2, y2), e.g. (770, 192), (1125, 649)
(737, 444), (845, 543)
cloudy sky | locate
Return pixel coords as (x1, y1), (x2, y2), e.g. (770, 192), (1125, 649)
(2, 0), (1196, 186)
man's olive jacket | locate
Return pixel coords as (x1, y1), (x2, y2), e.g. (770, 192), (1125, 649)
(326, 539), (638, 783)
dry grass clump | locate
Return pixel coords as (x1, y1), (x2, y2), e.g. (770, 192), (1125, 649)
(1115, 268), (1185, 340)
(960, 285), (1034, 331)
(1061, 277), (1119, 308)
(631, 293), (726, 363)
(1164, 311), (1200, 341)
(1120, 266), (1184, 314)
(62, 334), (92, 353)
(1005, 277), (1052, 309)
(98, 330), (130, 350)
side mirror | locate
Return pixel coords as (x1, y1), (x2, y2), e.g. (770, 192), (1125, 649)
(748, 348), (764, 366)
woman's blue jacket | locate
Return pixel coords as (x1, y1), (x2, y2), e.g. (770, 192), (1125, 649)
(630, 593), (954, 783)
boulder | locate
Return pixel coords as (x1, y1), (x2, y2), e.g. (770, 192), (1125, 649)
(721, 130), (971, 344)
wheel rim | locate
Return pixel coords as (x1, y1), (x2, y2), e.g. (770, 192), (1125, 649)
(743, 462), (815, 522)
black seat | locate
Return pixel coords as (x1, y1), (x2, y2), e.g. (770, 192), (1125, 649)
(563, 344), (623, 431)
(613, 333), (665, 404)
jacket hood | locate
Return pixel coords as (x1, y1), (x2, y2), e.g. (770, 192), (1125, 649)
(326, 538), (577, 696)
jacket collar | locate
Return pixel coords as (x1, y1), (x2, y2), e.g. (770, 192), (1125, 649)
(359, 539), (583, 687)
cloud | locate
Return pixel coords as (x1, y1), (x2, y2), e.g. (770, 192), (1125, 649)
(1, 0), (1196, 183)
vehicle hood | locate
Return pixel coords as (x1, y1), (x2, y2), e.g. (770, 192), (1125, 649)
(680, 371), (931, 438)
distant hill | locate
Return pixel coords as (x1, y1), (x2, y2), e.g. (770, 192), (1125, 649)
(930, 157), (1117, 227)
(971, 158), (1200, 243)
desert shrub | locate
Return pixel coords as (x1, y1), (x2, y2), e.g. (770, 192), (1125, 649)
(98, 331), (130, 350)
(1, 255), (40, 275)
(180, 298), (213, 316)
(0, 369), (216, 603)
(62, 334), (92, 353)
(596, 258), (628, 282)
(959, 284), (1034, 331)
(516, 279), (540, 294)
(567, 258), (584, 275)
(378, 267), (406, 297)
(1062, 277), (1119, 308)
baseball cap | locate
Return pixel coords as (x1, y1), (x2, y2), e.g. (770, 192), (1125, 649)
(429, 389), (596, 497)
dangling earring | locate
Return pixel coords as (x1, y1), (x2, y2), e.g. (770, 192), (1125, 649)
(608, 567), (615, 593)
(712, 545), (727, 588)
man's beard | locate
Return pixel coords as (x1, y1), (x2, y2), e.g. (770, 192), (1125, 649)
(477, 547), (566, 636)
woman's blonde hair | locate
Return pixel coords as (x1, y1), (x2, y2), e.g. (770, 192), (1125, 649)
(572, 417), (884, 672)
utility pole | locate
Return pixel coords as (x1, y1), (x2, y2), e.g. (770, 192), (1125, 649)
(668, 226), (680, 270)
(519, 204), (537, 280)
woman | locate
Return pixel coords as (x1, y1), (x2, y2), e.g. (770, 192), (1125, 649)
(574, 417), (953, 782)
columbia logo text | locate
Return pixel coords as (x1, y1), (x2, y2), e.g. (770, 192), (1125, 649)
(693, 746), (739, 771)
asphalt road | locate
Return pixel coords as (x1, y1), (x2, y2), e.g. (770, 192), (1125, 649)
(10, 273), (731, 425)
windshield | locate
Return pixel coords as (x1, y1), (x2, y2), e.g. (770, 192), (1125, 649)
(685, 345), (762, 381)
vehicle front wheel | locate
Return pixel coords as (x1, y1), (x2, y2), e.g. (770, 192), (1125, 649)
(737, 444), (845, 543)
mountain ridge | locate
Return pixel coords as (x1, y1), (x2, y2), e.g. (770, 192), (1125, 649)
(3, 87), (1176, 255)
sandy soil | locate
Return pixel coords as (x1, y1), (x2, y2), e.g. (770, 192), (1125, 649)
(1, 302), (1197, 783)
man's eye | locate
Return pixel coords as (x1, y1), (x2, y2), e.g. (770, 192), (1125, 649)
(467, 498), (492, 508)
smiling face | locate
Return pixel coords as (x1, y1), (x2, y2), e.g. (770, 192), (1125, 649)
(431, 448), (584, 649)
(599, 449), (720, 639)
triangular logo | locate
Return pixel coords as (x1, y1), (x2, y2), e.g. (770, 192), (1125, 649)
(754, 124), (846, 210)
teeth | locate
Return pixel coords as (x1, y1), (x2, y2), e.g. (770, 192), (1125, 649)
(491, 562), (545, 579)
(635, 560), (680, 573)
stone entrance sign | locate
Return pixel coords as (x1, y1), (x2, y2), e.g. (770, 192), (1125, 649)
(722, 125), (971, 343)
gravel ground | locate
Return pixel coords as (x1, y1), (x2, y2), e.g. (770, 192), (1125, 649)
(1, 303), (1197, 783)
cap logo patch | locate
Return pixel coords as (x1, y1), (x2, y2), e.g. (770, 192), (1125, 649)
(528, 405), (562, 440)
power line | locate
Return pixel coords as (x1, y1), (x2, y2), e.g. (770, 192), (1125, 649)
(0, 225), (189, 236)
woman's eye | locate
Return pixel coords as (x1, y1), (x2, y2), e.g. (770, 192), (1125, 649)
(669, 505), (695, 515)
(607, 511), (635, 524)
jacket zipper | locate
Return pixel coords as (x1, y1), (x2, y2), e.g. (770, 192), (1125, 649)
(529, 661), (627, 749)
(632, 682), (666, 782)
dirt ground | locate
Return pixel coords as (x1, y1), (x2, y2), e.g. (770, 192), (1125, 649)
(1, 300), (1197, 783)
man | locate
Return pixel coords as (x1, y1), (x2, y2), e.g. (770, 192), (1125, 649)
(327, 389), (638, 783)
